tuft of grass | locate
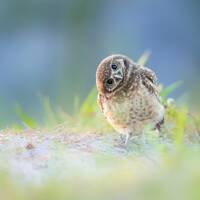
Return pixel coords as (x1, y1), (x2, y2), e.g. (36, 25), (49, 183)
(79, 86), (98, 116)
(137, 50), (151, 65)
(160, 81), (183, 101)
(15, 104), (37, 129)
(42, 96), (60, 126)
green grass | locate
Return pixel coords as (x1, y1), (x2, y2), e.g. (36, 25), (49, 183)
(0, 52), (200, 200)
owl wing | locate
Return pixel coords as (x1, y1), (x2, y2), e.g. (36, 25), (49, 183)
(139, 67), (160, 99)
(142, 67), (157, 84)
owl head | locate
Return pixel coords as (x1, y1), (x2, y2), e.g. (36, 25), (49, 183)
(96, 54), (137, 95)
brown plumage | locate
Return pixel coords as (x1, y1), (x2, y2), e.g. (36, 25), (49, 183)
(96, 54), (164, 145)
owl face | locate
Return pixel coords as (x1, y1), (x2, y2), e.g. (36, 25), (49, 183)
(96, 54), (134, 95)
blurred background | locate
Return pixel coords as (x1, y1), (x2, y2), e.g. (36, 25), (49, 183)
(0, 0), (199, 127)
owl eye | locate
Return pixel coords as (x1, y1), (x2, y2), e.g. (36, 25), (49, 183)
(106, 78), (114, 85)
(111, 64), (118, 70)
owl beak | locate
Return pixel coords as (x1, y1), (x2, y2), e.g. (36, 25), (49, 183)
(113, 68), (123, 80)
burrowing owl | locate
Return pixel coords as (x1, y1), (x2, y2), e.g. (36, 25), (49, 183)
(96, 54), (164, 145)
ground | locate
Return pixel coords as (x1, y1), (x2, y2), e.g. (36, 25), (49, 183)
(0, 124), (200, 200)
(0, 130), (159, 183)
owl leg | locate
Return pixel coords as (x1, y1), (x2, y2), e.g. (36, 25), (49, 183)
(153, 118), (165, 137)
(154, 118), (164, 132)
(119, 133), (131, 145)
(124, 133), (131, 145)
